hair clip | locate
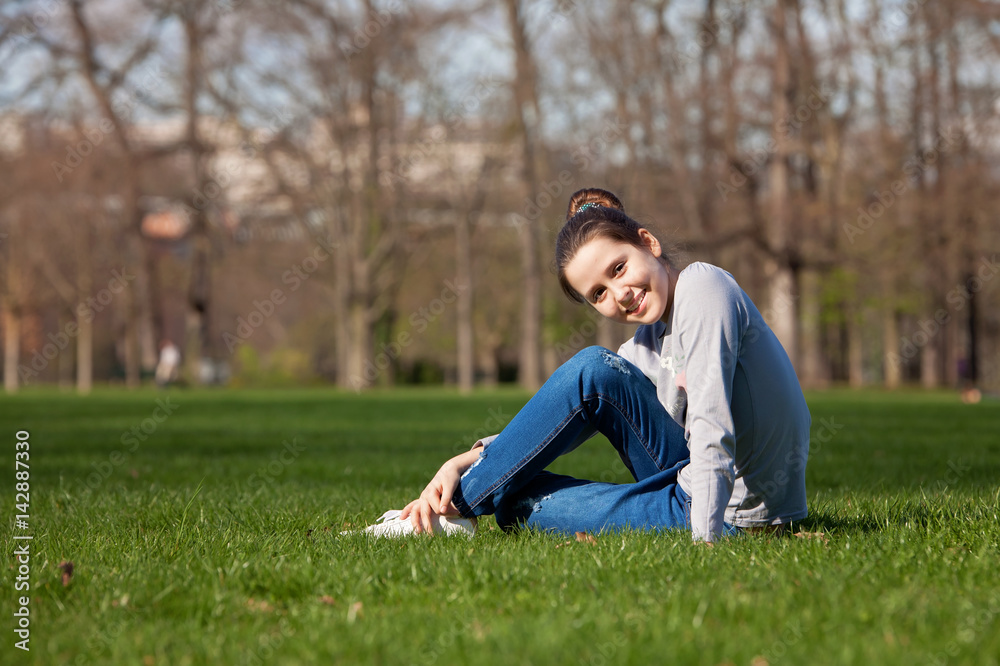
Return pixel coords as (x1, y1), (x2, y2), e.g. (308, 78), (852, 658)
(577, 203), (601, 213)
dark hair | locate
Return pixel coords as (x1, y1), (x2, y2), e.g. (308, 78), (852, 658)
(555, 187), (671, 303)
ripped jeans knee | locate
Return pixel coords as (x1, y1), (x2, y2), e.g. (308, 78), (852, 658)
(563, 346), (636, 388)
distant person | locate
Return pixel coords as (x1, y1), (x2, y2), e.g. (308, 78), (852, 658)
(155, 339), (181, 387)
(349, 188), (811, 543)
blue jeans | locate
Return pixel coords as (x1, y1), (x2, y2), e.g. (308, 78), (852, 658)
(452, 346), (696, 535)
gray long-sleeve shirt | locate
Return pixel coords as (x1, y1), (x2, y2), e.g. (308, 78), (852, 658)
(618, 262), (810, 541)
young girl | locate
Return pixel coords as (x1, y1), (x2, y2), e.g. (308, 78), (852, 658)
(357, 188), (810, 543)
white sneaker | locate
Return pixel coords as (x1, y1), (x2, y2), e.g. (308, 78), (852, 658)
(346, 509), (476, 538)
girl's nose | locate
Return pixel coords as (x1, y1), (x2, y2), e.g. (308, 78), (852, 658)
(613, 285), (631, 306)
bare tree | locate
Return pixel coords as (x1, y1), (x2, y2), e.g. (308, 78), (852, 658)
(65, 0), (162, 387)
(504, 0), (545, 391)
(1, 212), (22, 393)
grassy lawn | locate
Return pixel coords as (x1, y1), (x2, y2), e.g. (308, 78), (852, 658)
(1, 386), (999, 665)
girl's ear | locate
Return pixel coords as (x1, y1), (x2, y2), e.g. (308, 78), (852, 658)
(637, 228), (662, 257)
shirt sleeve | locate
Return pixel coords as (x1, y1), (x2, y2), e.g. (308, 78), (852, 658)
(471, 435), (498, 450)
(675, 266), (747, 542)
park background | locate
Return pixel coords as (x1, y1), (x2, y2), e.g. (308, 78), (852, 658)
(2, 2), (1000, 666)
(1, 0), (999, 395)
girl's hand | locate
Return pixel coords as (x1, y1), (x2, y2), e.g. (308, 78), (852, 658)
(400, 448), (482, 534)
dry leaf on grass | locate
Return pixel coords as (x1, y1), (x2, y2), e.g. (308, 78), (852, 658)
(794, 531), (829, 544)
(574, 532), (598, 544)
(58, 561), (74, 587)
(319, 595), (336, 605)
(246, 597), (274, 612)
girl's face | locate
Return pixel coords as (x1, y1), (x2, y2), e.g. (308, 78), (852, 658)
(563, 229), (675, 325)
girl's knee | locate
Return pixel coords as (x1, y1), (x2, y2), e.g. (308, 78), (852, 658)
(566, 346), (634, 382)
(571, 346), (609, 363)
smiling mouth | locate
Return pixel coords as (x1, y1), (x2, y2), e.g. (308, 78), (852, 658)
(625, 290), (646, 315)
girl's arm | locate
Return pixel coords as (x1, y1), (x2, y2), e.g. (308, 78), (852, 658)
(400, 448), (482, 533)
(675, 266), (747, 542)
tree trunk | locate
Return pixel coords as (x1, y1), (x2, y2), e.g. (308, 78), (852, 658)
(75, 216), (93, 394)
(505, 0), (543, 391)
(76, 317), (93, 394)
(477, 338), (499, 388)
(145, 240), (165, 356)
(920, 342), (940, 388)
(123, 268), (141, 387)
(183, 9), (215, 383)
(334, 209), (354, 389)
(799, 269), (826, 387)
(2, 299), (19, 394)
(883, 308), (901, 388)
(768, 0), (799, 371)
(70, 0), (145, 389)
(920, 4), (945, 389)
(518, 223), (542, 390)
(456, 210), (474, 393)
(3, 217), (20, 393)
(57, 312), (74, 389)
(846, 304), (864, 388)
(185, 232), (213, 382)
(348, 300), (371, 387)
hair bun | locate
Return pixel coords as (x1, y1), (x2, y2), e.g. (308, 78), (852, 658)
(566, 188), (625, 220)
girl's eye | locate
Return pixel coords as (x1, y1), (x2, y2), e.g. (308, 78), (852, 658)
(592, 287), (605, 303)
(613, 262), (625, 275)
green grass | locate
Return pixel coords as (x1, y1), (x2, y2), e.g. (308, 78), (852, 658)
(1, 386), (999, 665)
